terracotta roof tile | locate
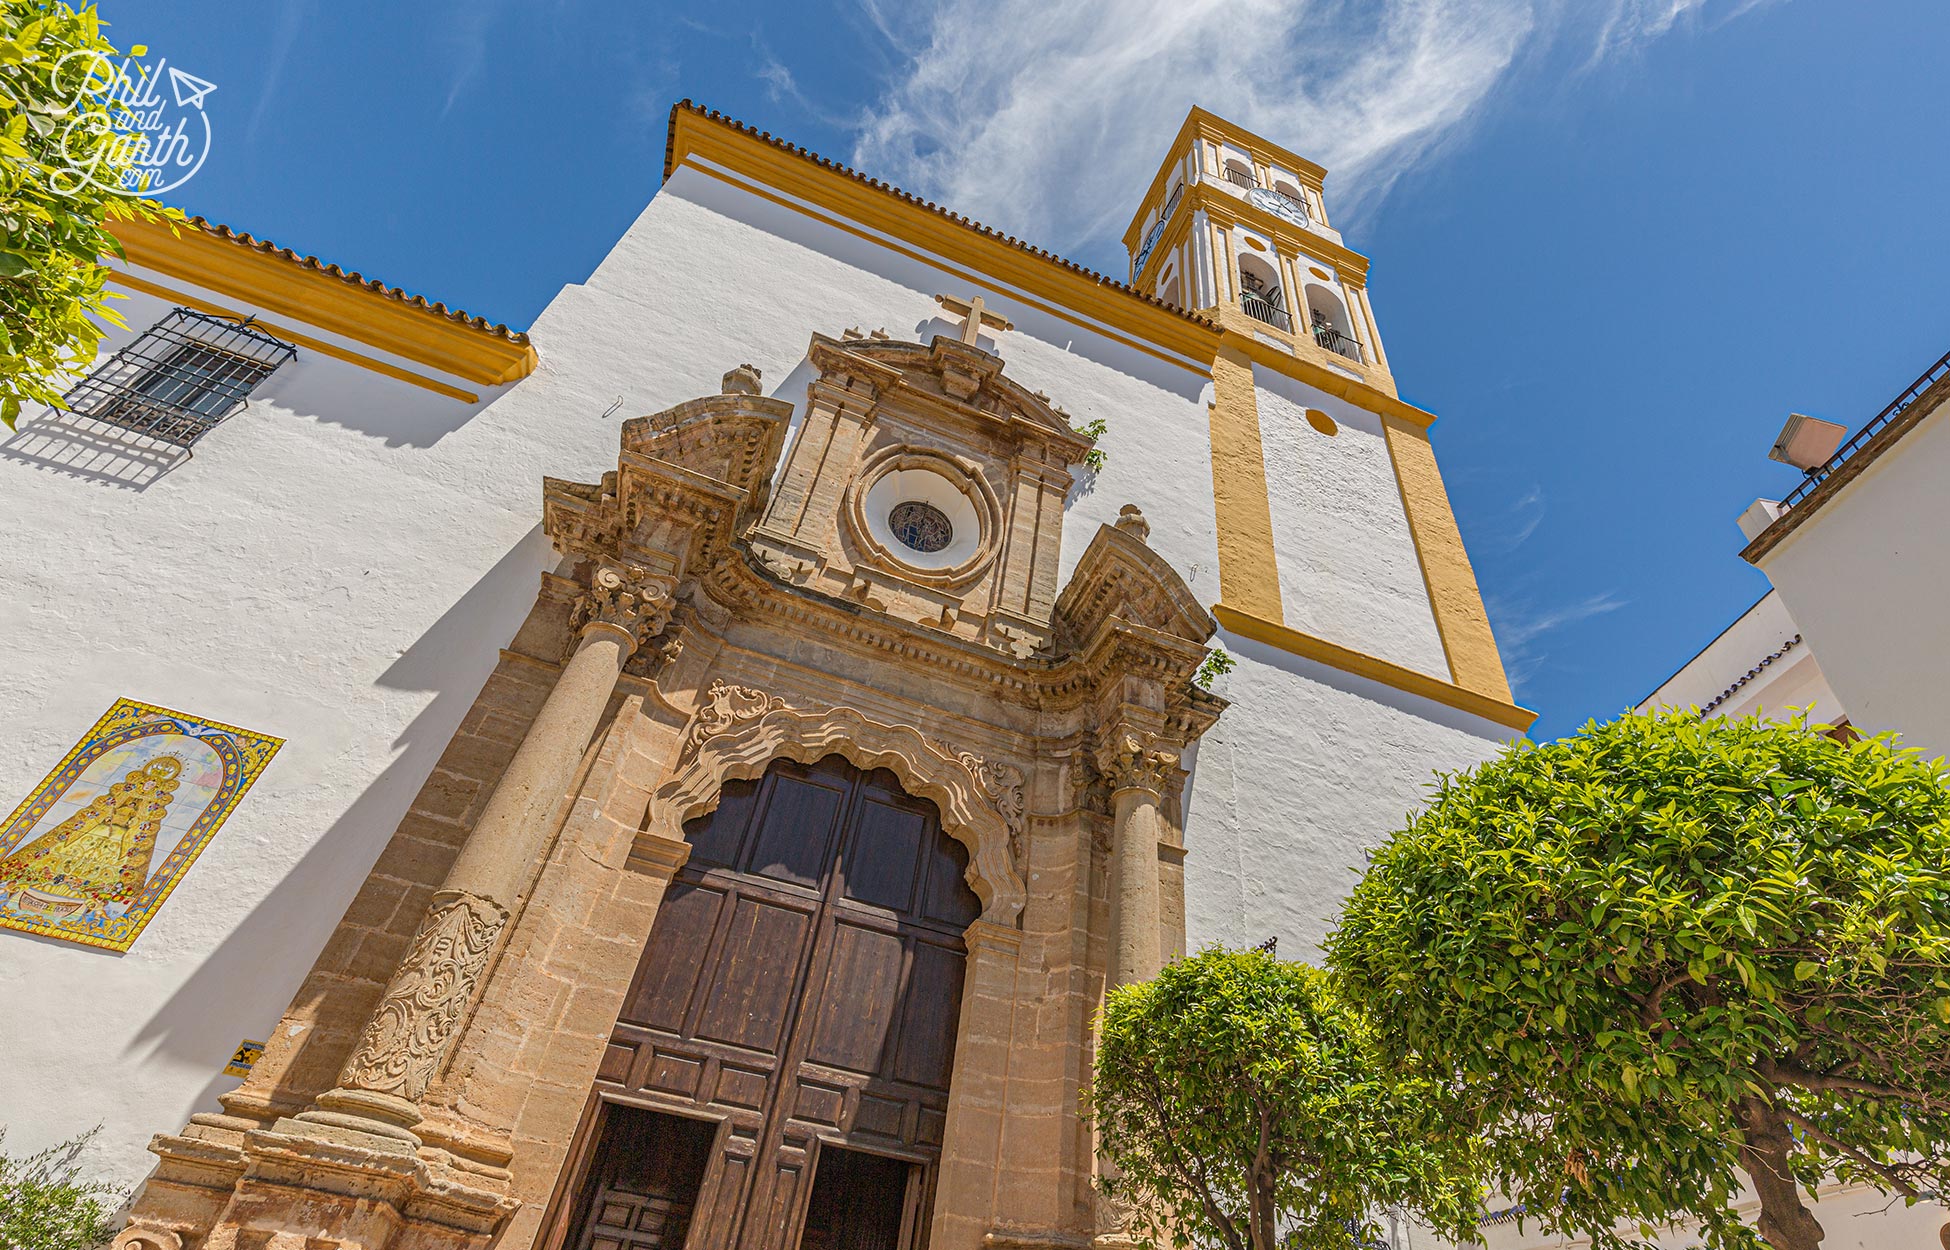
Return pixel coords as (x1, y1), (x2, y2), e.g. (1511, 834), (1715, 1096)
(664, 101), (1217, 330)
(175, 215), (530, 345)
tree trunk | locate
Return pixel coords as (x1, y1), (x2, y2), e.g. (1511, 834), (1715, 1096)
(1736, 1094), (1826, 1250)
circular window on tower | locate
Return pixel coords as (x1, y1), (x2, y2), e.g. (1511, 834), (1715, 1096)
(889, 500), (953, 553)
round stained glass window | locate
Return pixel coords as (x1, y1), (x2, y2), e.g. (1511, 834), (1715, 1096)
(889, 500), (953, 553)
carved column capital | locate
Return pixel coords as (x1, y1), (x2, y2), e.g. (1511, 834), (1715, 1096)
(571, 564), (676, 651)
(1096, 731), (1179, 799)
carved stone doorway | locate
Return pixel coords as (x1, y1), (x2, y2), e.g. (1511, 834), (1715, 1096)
(558, 755), (982, 1250)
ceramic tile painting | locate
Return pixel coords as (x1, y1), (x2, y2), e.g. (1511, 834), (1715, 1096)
(0, 699), (281, 952)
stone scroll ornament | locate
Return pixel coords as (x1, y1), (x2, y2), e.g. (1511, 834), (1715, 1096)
(955, 750), (1027, 867)
(679, 680), (786, 761)
(570, 564), (675, 650)
(337, 890), (510, 1101)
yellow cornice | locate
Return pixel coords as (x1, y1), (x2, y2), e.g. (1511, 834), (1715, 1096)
(1228, 330), (1430, 428)
(1186, 108), (1328, 189)
(666, 105), (1221, 369)
(1122, 109), (1330, 253)
(1213, 604), (1536, 732)
(108, 216), (537, 387)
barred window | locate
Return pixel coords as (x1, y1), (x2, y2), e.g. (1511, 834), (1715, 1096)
(61, 308), (297, 446)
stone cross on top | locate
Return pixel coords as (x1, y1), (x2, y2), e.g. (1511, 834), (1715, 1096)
(935, 293), (1014, 346)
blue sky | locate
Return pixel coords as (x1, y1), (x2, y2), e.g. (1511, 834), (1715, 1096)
(114, 0), (1950, 740)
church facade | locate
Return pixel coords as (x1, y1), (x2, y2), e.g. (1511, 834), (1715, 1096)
(0, 104), (1530, 1250)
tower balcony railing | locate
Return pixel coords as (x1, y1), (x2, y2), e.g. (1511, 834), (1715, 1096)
(1241, 295), (1292, 332)
(1224, 166), (1257, 190)
(1133, 185), (1184, 276)
(1312, 324), (1364, 362)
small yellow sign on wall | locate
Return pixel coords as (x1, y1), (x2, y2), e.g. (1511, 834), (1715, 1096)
(223, 1039), (265, 1078)
(0, 699), (282, 952)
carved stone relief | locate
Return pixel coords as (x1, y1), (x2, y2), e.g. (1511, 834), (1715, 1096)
(338, 890), (510, 1101)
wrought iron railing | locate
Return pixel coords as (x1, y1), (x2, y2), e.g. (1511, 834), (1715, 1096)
(1242, 295), (1291, 332)
(1133, 185), (1184, 276)
(1224, 166), (1256, 189)
(60, 308), (297, 446)
(1313, 324), (1363, 362)
(1779, 346), (1950, 511)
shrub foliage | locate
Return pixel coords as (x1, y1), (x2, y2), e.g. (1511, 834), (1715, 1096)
(1092, 947), (1481, 1250)
(1329, 710), (1950, 1250)
(0, 1129), (117, 1250)
(0, 2), (172, 426)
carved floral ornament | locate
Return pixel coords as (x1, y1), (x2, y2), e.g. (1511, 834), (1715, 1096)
(654, 681), (1027, 925)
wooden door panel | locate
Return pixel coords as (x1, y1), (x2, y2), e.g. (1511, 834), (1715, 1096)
(892, 940), (965, 1089)
(804, 920), (905, 1074)
(839, 799), (926, 911)
(693, 895), (817, 1051)
(624, 882), (726, 1031)
(580, 757), (984, 1250)
(745, 773), (845, 890)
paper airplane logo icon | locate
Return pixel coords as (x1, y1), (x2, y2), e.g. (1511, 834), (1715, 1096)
(168, 66), (217, 110)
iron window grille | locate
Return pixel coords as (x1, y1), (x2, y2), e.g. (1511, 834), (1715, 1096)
(61, 308), (297, 446)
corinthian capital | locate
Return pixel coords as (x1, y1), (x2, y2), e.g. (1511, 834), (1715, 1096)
(1097, 731), (1179, 798)
(571, 563), (675, 649)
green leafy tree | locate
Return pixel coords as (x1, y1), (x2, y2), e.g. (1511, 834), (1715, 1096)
(1328, 709), (1950, 1250)
(0, 1), (173, 427)
(0, 1128), (118, 1250)
(1091, 947), (1482, 1250)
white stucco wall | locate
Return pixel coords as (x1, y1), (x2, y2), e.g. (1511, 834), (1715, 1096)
(1639, 589), (1843, 724)
(1253, 366), (1451, 681)
(0, 157), (1508, 1193)
(1460, 1179), (1947, 1250)
(0, 282), (557, 1194)
(1756, 392), (1950, 755)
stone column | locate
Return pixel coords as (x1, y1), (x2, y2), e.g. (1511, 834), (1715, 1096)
(292, 564), (669, 1149)
(929, 919), (1024, 1250)
(1100, 733), (1178, 989)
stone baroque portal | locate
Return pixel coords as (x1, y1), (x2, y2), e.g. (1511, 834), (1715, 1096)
(115, 337), (1226, 1250)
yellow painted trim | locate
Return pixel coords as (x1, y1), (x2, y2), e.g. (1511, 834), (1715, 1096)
(667, 110), (1222, 369)
(1208, 345), (1284, 622)
(1214, 604), (1536, 731)
(679, 158), (1207, 378)
(112, 273), (482, 403)
(109, 216), (536, 387)
(1229, 331), (1422, 425)
(1377, 414), (1516, 705)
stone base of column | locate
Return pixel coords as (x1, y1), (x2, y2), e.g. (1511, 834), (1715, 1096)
(116, 1119), (517, 1250)
(281, 1087), (427, 1154)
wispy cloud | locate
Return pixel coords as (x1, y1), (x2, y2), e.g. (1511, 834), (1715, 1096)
(1489, 588), (1630, 693)
(438, 0), (508, 119)
(1505, 484), (1546, 550)
(849, 0), (1782, 256)
(245, 1), (312, 145)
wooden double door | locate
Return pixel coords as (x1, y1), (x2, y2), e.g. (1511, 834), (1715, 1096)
(561, 756), (982, 1250)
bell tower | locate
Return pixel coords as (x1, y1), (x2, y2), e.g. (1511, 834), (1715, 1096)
(1122, 107), (1395, 394)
